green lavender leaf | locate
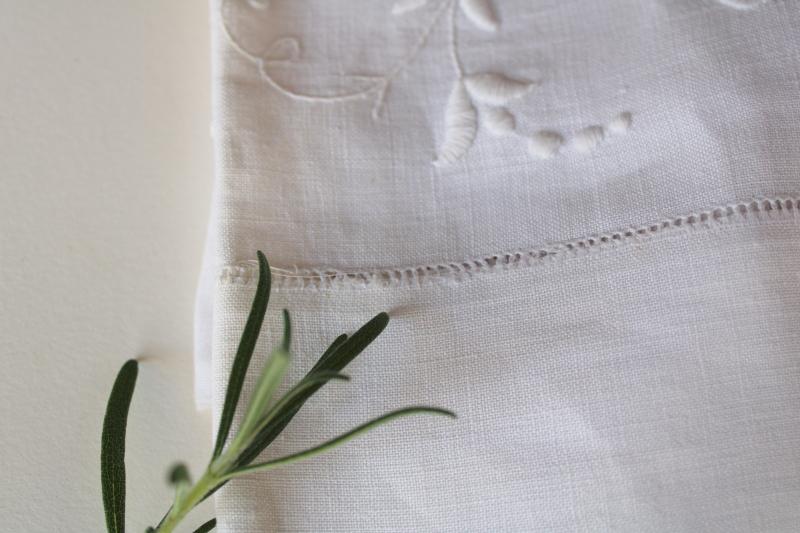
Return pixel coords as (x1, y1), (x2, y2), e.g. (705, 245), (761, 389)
(193, 518), (217, 532)
(224, 407), (456, 480)
(101, 359), (139, 533)
(233, 312), (390, 468)
(230, 406), (300, 470)
(280, 308), (291, 352)
(311, 312), (389, 374)
(234, 310), (292, 448)
(101, 251), (454, 533)
(309, 333), (348, 373)
(213, 251), (271, 458)
(247, 371), (350, 441)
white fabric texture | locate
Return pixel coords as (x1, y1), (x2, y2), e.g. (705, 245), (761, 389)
(200, 0), (800, 530)
(214, 210), (800, 532)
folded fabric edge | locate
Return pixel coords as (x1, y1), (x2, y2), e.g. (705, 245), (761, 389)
(193, 229), (216, 411)
(195, 0), (226, 410)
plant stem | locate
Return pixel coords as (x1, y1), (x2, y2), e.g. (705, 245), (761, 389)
(156, 470), (218, 533)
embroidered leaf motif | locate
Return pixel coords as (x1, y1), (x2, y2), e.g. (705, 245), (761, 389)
(714, 0), (768, 9)
(483, 107), (516, 136)
(263, 37), (300, 62)
(527, 131), (564, 159)
(464, 73), (535, 105)
(259, 62), (384, 100)
(459, 0), (499, 32)
(392, 0), (429, 15)
(572, 125), (605, 154)
(607, 111), (633, 136)
(435, 81), (477, 166)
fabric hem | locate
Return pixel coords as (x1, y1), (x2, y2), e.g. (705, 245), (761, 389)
(218, 196), (800, 290)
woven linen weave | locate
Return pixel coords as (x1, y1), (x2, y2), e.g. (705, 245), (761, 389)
(200, 0), (800, 530)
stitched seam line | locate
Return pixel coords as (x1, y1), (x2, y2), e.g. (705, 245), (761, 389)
(219, 196), (800, 289)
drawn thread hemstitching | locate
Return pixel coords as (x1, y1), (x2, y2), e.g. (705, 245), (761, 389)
(218, 197), (800, 290)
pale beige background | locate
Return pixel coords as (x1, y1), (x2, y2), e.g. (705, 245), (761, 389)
(0, 2), (215, 531)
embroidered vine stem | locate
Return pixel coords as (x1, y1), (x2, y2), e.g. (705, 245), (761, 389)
(220, 0), (454, 116)
(447, 0), (465, 79)
(372, 0), (454, 117)
(221, 0), (381, 103)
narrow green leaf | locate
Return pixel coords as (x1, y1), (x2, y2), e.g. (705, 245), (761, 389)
(233, 312), (390, 468)
(231, 406), (300, 470)
(193, 518), (217, 533)
(224, 407), (456, 480)
(101, 359), (139, 533)
(245, 371), (350, 446)
(234, 345), (290, 448)
(309, 333), (348, 374)
(233, 309), (292, 449)
(312, 312), (389, 374)
(197, 314), (392, 503)
(213, 251), (271, 458)
(281, 308), (291, 352)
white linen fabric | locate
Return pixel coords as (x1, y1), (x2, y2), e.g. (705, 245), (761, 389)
(214, 210), (800, 532)
(200, 0), (800, 530)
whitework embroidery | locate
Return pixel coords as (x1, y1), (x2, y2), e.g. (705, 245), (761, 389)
(714, 0), (771, 9)
(221, 0), (632, 165)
